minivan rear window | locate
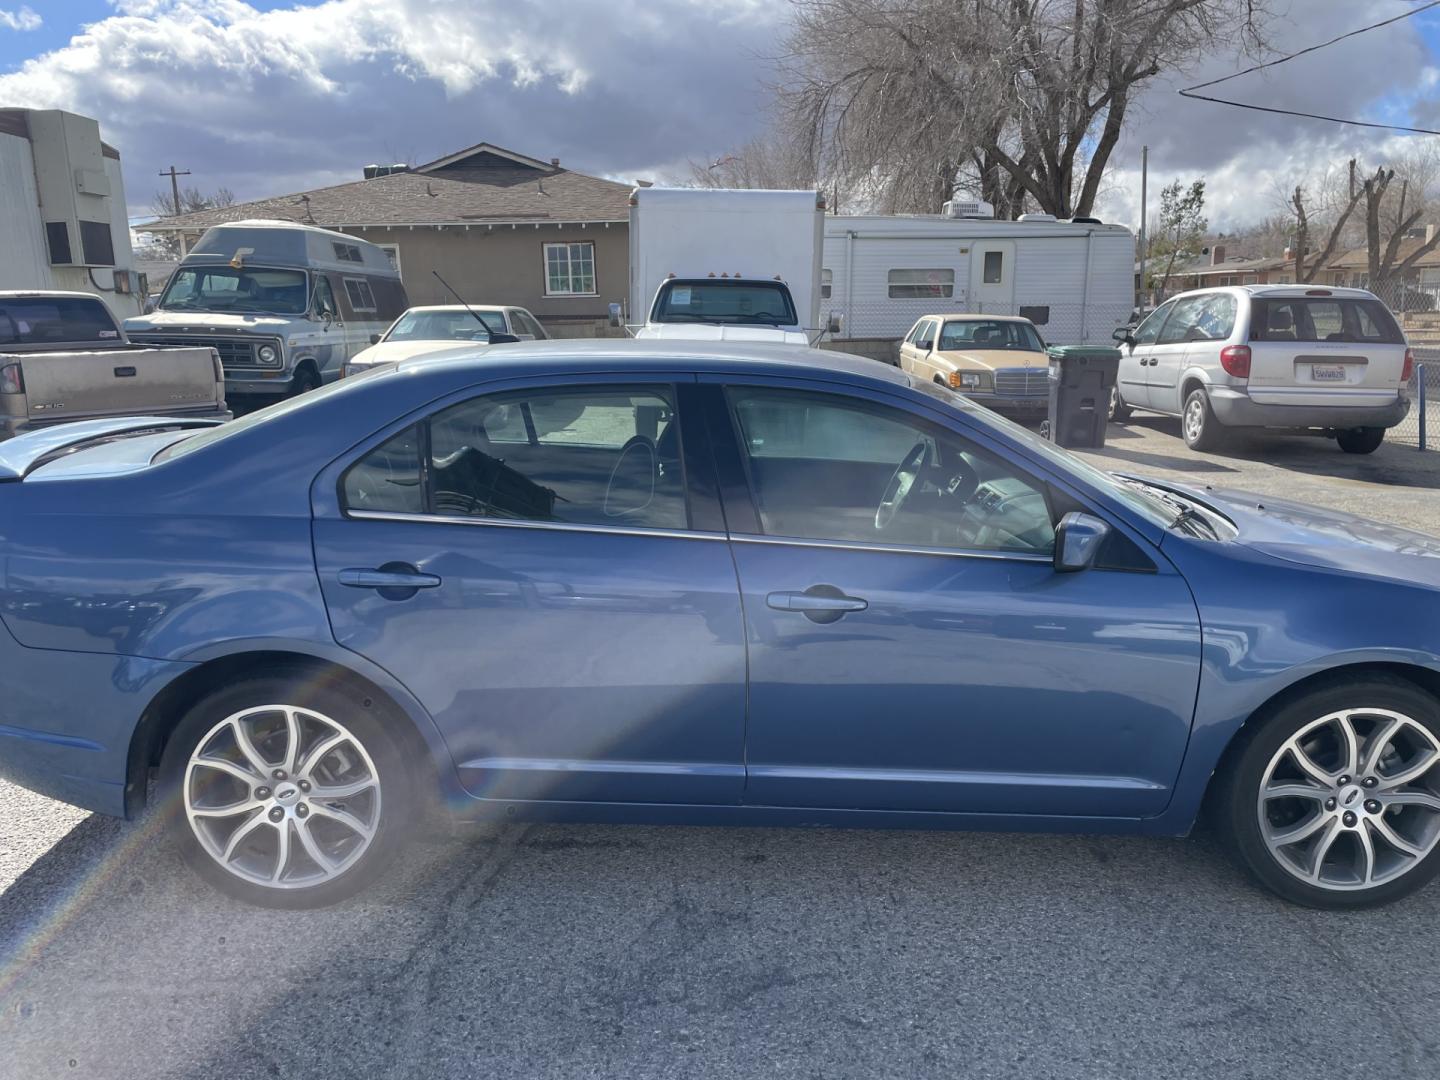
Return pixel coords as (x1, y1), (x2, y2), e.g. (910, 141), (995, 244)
(1249, 298), (1404, 344)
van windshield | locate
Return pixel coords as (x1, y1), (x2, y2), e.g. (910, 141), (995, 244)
(159, 266), (309, 315)
(652, 280), (797, 326)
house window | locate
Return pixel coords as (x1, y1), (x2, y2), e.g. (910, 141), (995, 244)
(888, 269), (955, 299)
(376, 244), (402, 277)
(343, 277), (377, 313)
(821, 268), (833, 299)
(544, 242), (597, 296)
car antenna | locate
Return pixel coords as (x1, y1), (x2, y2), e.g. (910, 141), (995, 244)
(431, 270), (491, 332)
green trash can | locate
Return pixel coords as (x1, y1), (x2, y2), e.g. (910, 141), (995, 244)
(1045, 345), (1122, 449)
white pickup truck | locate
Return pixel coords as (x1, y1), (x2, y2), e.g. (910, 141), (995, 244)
(1, 291), (229, 440)
(616, 187), (839, 345)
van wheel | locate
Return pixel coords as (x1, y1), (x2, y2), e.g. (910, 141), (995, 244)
(158, 670), (416, 908)
(1108, 386), (1132, 423)
(1336, 427), (1385, 454)
(289, 365), (320, 398)
(1182, 387), (1226, 451)
(1214, 676), (1440, 909)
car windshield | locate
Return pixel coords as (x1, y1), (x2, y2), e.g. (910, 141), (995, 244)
(0, 296), (120, 345)
(384, 309), (504, 341)
(159, 265), (309, 315)
(651, 281), (798, 326)
(910, 377), (1180, 530)
(938, 320), (1044, 351)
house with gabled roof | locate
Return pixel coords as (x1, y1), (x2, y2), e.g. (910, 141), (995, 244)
(137, 141), (633, 334)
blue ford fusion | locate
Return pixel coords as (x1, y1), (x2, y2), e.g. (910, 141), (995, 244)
(1, 341), (1439, 909)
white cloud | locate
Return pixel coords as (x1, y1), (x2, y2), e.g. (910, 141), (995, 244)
(0, 5), (41, 31)
(0, 0), (781, 214)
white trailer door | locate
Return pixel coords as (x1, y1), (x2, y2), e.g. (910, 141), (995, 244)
(969, 241), (1015, 313)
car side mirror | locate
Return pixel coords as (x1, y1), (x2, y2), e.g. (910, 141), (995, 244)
(1054, 512), (1111, 573)
(369, 333), (381, 345)
(827, 312), (844, 334)
(917, 339), (933, 351)
(608, 302), (623, 328)
(1112, 326), (1133, 345)
(488, 332), (521, 345)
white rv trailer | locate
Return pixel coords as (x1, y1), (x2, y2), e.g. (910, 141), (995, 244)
(821, 208), (1134, 346)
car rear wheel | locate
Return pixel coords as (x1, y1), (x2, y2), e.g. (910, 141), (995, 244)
(158, 670), (415, 908)
(1336, 427), (1385, 454)
(1108, 385), (1132, 423)
(1216, 676), (1440, 909)
(1182, 387), (1226, 451)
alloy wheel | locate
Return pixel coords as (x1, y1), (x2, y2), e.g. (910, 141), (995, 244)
(1257, 708), (1440, 891)
(183, 704), (382, 889)
(1183, 397), (1205, 444)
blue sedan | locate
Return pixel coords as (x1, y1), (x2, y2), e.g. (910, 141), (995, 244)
(2, 341), (1439, 909)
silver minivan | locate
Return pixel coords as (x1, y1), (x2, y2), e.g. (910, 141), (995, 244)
(1112, 285), (1412, 453)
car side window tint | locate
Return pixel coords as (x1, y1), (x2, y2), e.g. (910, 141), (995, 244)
(727, 388), (1055, 555)
(342, 387), (688, 530)
(342, 425), (424, 513)
(1132, 301), (1173, 345)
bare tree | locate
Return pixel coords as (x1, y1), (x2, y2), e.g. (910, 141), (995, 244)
(1363, 164), (1440, 290)
(1290, 160), (1361, 284)
(686, 132), (824, 194)
(146, 186), (237, 257)
(779, 0), (1269, 218)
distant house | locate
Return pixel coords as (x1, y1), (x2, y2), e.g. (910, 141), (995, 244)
(1324, 227), (1440, 310)
(136, 142), (633, 335)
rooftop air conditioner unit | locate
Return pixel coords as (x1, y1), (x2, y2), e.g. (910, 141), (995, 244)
(942, 199), (995, 220)
(1018, 213), (1058, 223)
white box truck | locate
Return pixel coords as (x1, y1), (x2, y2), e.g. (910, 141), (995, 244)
(621, 187), (832, 345)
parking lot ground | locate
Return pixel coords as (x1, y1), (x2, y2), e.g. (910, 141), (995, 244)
(1072, 415), (1440, 533)
(3, 413), (1440, 1080)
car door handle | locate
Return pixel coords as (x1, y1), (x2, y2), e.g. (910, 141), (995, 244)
(338, 566), (442, 590)
(767, 587), (868, 624)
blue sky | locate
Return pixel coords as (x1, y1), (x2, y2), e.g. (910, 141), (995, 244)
(4, 1), (1440, 231)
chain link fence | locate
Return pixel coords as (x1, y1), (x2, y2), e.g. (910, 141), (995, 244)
(1392, 353), (1436, 450)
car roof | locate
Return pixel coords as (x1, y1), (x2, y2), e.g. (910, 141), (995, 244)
(0, 290), (109, 300)
(401, 304), (511, 314)
(1167, 284), (1382, 300)
(919, 313), (1033, 324)
(394, 337), (911, 386)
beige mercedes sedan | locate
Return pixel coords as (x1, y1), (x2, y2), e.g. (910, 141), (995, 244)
(898, 314), (1050, 416)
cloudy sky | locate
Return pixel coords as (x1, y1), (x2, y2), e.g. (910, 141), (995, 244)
(2, 0), (1439, 233)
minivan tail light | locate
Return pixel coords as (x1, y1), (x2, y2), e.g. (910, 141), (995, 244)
(1220, 345), (1251, 378)
(0, 363), (23, 395)
(1403, 348), (1415, 382)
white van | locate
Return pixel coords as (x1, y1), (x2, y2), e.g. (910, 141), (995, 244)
(1111, 285), (1412, 453)
(125, 220), (408, 399)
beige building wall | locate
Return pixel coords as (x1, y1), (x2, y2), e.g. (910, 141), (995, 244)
(339, 223), (628, 335)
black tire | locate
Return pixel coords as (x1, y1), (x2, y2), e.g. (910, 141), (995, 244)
(1336, 426), (1385, 454)
(1213, 675), (1440, 909)
(158, 669), (417, 908)
(1108, 385), (1132, 423)
(1181, 387), (1226, 451)
(289, 364), (320, 398)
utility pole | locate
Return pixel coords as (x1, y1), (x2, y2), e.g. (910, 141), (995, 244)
(159, 165), (191, 216)
(1138, 145), (1149, 311)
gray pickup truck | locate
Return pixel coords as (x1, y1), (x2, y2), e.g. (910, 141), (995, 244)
(1, 291), (229, 440)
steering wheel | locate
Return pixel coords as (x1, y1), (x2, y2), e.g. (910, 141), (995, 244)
(875, 441), (931, 530)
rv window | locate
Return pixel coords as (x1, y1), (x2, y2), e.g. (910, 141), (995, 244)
(343, 277), (378, 313)
(544, 242), (597, 296)
(983, 251), (1004, 284)
(332, 242), (364, 264)
(888, 269), (954, 299)
(376, 244), (402, 277)
(821, 268), (833, 300)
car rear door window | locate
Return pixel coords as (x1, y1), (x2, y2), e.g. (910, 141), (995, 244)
(727, 387), (1055, 554)
(342, 386), (688, 530)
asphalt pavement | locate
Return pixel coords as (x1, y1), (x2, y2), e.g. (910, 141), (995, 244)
(3, 416), (1440, 1080)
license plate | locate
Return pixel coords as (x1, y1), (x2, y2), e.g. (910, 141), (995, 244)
(1310, 364), (1347, 382)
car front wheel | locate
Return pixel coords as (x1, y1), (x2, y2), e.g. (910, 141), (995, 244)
(1216, 676), (1440, 909)
(158, 670), (414, 908)
(1336, 427), (1386, 454)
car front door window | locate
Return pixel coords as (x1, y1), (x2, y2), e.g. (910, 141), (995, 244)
(727, 387), (1055, 555)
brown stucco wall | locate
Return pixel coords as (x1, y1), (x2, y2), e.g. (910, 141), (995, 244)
(336, 223), (627, 329)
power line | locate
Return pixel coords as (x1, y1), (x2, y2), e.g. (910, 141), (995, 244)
(1178, 0), (1440, 135)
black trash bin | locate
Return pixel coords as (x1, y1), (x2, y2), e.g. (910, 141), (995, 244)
(1045, 345), (1122, 449)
